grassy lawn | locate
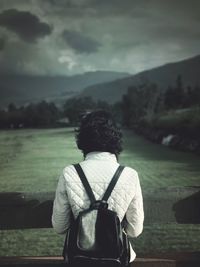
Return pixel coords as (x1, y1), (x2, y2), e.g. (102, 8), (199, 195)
(0, 128), (200, 256)
(122, 130), (200, 188)
(0, 128), (82, 192)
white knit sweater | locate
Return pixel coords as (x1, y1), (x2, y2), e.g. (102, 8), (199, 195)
(52, 152), (144, 262)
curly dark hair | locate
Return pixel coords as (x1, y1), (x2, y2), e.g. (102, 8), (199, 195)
(76, 110), (123, 158)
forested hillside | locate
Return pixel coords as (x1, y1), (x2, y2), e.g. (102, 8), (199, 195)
(81, 55), (200, 104)
(121, 74), (200, 153)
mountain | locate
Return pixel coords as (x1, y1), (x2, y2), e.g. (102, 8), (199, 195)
(80, 55), (200, 103)
(0, 71), (130, 108)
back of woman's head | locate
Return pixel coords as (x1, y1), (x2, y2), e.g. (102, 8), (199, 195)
(76, 110), (122, 157)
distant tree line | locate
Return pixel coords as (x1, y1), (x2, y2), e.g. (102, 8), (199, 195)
(63, 97), (111, 125)
(0, 101), (60, 128)
(121, 75), (200, 128)
(120, 75), (200, 153)
(0, 97), (112, 129)
(164, 75), (200, 110)
(1, 75), (199, 131)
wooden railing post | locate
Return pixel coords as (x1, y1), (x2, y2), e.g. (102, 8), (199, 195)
(0, 186), (200, 266)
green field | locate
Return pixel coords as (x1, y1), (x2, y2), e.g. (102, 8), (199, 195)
(0, 128), (200, 256)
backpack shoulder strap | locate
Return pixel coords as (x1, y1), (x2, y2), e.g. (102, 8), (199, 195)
(102, 165), (125, 202)
(73, 164), (96, 203)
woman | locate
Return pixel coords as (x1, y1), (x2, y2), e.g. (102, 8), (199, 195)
(52, 110), (144, 263)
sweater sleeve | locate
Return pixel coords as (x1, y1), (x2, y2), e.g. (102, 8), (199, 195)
(52, 173), (72, 234)
(125, 173), (144, 238)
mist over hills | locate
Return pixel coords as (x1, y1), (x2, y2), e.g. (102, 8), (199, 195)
(0, 54), (200, 108)
(0, 71), (130, 108)
(81, 54), (200, 103)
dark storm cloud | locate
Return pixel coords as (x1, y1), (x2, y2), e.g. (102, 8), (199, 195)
(0, 9), (52, 42)
(0, 37), (5, 50)
(62, 30), (101, 54)
(45, 0), (145, 17)
(81, 0), (200, 20)
(0, 0), (199, 75)
(46, 0), (72, 7)
(151, 24), (200, 44)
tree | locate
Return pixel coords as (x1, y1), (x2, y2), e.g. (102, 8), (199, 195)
(63, 97), (97, 125)
(173, 74), (184, 108)
(164, 75), (185, 110)
(8, 103), (17, 112)
(164, 86), (175, 109)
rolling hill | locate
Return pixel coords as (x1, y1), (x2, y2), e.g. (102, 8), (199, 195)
(0, 71), (130, 108)
(81, 54), (200, 103)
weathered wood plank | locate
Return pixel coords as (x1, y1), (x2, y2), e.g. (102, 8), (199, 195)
(0, 253), (200, 267)
(0, 186), (200, 229)
(0, 192), (53, 229)
(144, 186), (200, 224)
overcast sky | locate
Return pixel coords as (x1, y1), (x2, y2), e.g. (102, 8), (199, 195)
(0, 0), (199, 76)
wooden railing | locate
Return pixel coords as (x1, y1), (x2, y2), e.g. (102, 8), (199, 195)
(0, 186), (200, 267)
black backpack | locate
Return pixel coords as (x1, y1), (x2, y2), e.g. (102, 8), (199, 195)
(63, 164), (130, 267)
